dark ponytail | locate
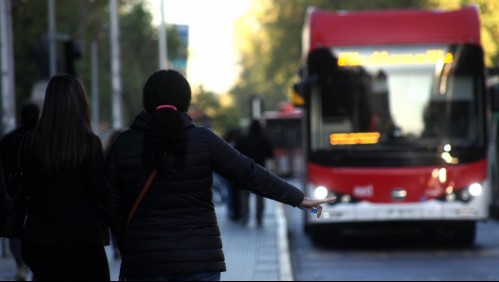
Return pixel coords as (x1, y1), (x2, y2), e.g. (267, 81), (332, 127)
(142, 70), (192, 170)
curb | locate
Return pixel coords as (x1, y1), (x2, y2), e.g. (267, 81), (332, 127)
(276, 203), (294, 281)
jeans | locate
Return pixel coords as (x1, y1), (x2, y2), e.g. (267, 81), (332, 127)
(126, 272), (221, 281)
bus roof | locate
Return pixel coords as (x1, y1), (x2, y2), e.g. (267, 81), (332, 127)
(303, 5), (481, 55)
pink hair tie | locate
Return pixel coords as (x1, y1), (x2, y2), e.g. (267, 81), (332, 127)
(156, 105), (178, 111)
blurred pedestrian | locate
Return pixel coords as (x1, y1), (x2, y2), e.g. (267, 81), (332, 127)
(222, 128), (242, 221)
(104, 128), (125, 260)
(235, 119), (275, 227)
(0, 102), (39, 281)
(4, 74), (110, 281)
(99, 69), (333, 281)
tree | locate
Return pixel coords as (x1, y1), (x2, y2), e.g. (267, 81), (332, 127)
(425, 0), (499, 67)
(190, 87), (241, 135)
(11, 0), (185, 132)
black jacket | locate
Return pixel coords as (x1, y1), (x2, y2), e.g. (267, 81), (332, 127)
(0, 126), (30, 236)
(5, 133), (110, 246)
(0, 160), (10, 236)
(1, 127), (31, 196)
(100, 111), (304, 277)
(236, 132), (274, 167)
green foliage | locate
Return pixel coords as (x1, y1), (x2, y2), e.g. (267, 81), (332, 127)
(214, 106), (242, 135)
(425, 0), (499, 67)
(11, 0), (185, 131)
(119, 2), (157, 124)
(190, 88), (241, 135)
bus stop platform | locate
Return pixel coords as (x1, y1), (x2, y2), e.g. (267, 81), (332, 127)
(0, 198), (293, 281)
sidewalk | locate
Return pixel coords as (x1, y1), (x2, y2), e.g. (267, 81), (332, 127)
(217, 198), (293, 281)
(0, 198), (293, 281)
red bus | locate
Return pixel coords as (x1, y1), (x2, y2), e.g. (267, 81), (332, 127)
(295, 5), (494, 245)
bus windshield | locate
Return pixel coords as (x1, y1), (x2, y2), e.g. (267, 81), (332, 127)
(307, 44), (486, 157)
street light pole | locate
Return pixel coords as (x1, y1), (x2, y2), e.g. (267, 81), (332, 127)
(159, 0), (168, 69)
(48, 0), (56, 77)
(110, 0), (123, 129)
(0, 0), (16, 134)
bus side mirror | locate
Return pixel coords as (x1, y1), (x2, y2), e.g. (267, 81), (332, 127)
(292, 82), (305, 107)
(291, 75), (317, 107)
(488, 68), (499, 112)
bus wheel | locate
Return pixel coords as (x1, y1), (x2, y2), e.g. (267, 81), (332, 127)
(452, 221), (476, 246)
(434, 221), (476, 246)
(307, 225), (341, 246)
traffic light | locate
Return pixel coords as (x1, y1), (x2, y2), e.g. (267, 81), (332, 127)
(63, 39), (81, 76)
(31, 34), (50, 79)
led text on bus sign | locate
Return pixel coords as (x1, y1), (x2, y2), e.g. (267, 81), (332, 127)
(337, 50), (453, 66)
(330, 132), (380, 145)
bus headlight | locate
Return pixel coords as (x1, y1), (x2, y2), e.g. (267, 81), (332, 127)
(446, 193), (456, 202)
(341, 194), (352, 203)
(308, 184), (362, 205)
(468, 183), (482, 197)
(313, 185), (330, 199)
(310, 185), (338, 204)
(438, 182), (483, 203)
(456, 183), (482, 202)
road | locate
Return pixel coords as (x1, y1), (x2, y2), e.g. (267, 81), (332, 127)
(285, 204), (499, 281)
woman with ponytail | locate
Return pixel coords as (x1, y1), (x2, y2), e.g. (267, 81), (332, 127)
(100, 69), (333, 281)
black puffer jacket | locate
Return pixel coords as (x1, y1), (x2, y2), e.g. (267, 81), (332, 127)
(100, 111), (304, 277)
(6, 133), (109, 245)
(0, 160), (10, 236)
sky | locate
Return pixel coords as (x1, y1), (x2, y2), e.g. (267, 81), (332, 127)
(147, 0), (252, 94)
